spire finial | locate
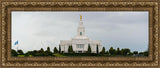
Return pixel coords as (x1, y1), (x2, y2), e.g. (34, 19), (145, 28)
(80, 15), (82, 21)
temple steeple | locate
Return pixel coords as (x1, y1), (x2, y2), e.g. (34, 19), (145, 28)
(77, 15), (85, 36)
(80, 15), (82, 21)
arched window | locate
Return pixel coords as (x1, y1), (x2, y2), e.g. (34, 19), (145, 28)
(80, 32), (82, 36)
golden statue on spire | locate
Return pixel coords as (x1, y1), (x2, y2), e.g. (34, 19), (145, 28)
(80, 15), (82, 21)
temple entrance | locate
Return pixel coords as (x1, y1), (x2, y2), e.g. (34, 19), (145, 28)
(78, 51), (82, 53)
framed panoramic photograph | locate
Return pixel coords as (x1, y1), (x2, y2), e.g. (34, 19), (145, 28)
(0, 0), (160, 68)
(11, 11), (149, 57)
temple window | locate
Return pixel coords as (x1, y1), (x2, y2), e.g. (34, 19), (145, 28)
(80, 32), (82, 35)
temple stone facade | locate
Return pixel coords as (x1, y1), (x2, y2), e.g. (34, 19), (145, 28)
(60, 15), (101, 53)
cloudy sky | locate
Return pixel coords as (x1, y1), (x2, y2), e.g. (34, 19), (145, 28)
(11, 11), (148, 53)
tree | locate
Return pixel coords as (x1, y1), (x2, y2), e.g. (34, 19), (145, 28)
(68, 45), (73, 53)
(39, 48), (45, 56)
(121, 49), (124, 55)
(54, 47), (59, 53)
(101, 47), (105, 54)
(96, 44), (99, 54)
(68, 46), (71, 53)
(109, 47), (116, 55)
(87, 44), (91, 53)
(139, 52), (144, 55)
(59, 45), (61, 53)
(128, 52), (133, 56)
(17, 50), (24, 55)
(122, 48), (130, 55)
(44, 47), (52, 56)
(11, 49), (18, 56)
(133, 51), (138, 55)
(70, 45), (73, 53)
(33, 50), (38, 56)
(105, 51), (109, 54)
(117, 48), (121, 55)
(143, 51), (148, 56)
(40, 48), (44, 52)
(47, 47), (50, 52)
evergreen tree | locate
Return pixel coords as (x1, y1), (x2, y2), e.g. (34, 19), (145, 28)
(47, 47), (50, 52)
(109, 47), (116, 55)
(121, 49), (124, 55)
(68, 45), (73, 53)
(54, 47), (59, 53)
(70, 45), (73, 53)
(59, 45), (61, 53)
(39, 48), (45, 56)
(44, 47), (52, 56)
(117, 48), (121, 55)
(96, 44), (99, 54)
(11, 49), (18, 56)
(87, 44), (91, 53)
(101, 47), (105, 54)
(105, 51), (109, 54)
(68, 46), (71, 53)
(40, 48), (44, 52)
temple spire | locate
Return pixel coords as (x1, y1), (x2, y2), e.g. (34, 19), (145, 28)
(80, 15), (82, 21)
(78, 15), (85, 36)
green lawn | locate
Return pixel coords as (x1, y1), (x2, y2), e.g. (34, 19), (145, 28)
(18, 55), (25, 57)
(53, 54), (66, 57)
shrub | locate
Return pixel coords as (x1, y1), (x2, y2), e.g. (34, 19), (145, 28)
(17, 50), (24, 55)
(11, 49), (18, 56)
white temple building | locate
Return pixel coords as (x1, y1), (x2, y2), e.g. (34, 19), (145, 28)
(60, 15), (102, 53)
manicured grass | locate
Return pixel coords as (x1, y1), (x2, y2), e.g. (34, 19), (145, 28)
(53, 54), (66, 57)
(18, 55), (25, 57)
(29, 55), (32, 57)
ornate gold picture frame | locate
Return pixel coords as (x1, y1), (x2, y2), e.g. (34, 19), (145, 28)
(0, 0), (159, 68)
